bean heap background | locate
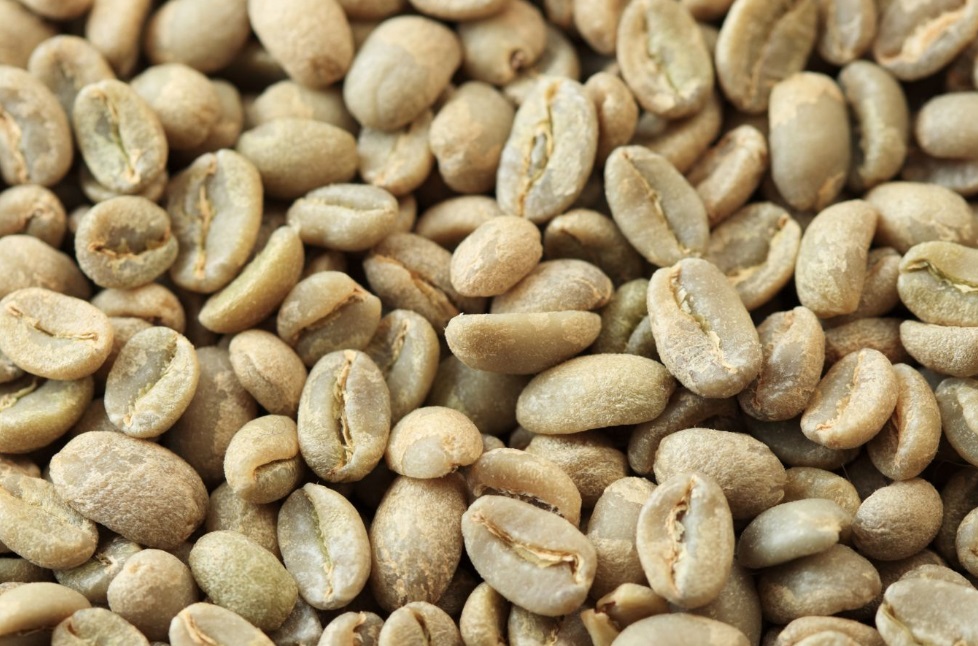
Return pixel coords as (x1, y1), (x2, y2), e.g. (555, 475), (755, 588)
(1, 0), (978, 643)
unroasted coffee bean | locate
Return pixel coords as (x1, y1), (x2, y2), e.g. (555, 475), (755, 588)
(826, 247), (902, 325)
(462, 495), (596, 617)
(838, 60), (909, 192)
(687, 125), (768, 227)
(446, 311), (601, 375)
(385, 406), (482, 478)
(705, 202), (802, 311)
(236, 118), (357, 200)
(358, 111), (434, 197)
(370, 474), (466, 611)
(104, 327), (199, 439)
(739, 307), (825, 422)
(823, 317), (909, 366)
(800, 349), (898, 449)
(853, 478), (943, 560)
(458, 0), (546, 85)
(297, 350), (390, 483)
(738, 499), (851, 569)
(506, 605), (590, 645)
(277, 271), (381, 367)
(460, 583), (508, 646)
(873, 0), (978, 81)
(0, 66), (74, 187)
(614, 614), (750, 646)
(817, 0), (876, 65)
(516, 354), (674, 435)
(364, 310), (439, 424)
(130, 64), (220, 151)
(344, 16), (460, 131)
(84, 0), (151, 76)
(224, 416), (302, 504)
(199, 225), (305, 334)
(795, 200), (877, 318)
(866, 364), (941, 480)
(782, 467), (861, 517)
(491, 259), (611, 315)
(0, 375), (92, 454)
(72, 80), (168, 195)
(205, 483), (279, 559)
(901, 321), (978, 378)
(450, 216), (542, 298)
(898, 241), (978, 327)
(770, 73), (851, 212)
(876, 578), (978, 644)
(0, 288), (112, 382)
(636, 472), (734, 609)
(616, 0), (713, 118)
(915, 92), (978, 159)
(715, 0), (818, 114)
(278, 483), (370, 611)
(496, 77), (597, 224)
(54, 534), (141, 605)
(249, 0), (353, 89)
(166, 150), (262, 293)
(758, 544), (881, 624)
(865, 182), (975, 253)
(544, 209), (645, 288)
(50, 431), (207, 550)
(52, 607), (149, 646)
(320, 611), (383, 646)
(467, 448), (583, 526)
(169, 603), (274, 646)
(0, 582), (90, 644)
(0, 470), (98, 570)
(0, 184), (66, 248)
(605, 146), (709, 268)
(246, 81), (356, 133)
(524, 432), (628, 507)
(228, 330), (307, 418)
(74, 196), (179, 290)
(775, 616), (884, 646)
(0, 0), (55, 69)
(144, 0), (250, 73)
(584, 73), (639, 167)
(91, 283), (185, 333)
(379, 602), (460, 646)
(654, 428), (786, 520)
(415, 196), (503, 249)
(0, 235), (90, 301)
(745, 417), (858, 471)
(106, 549), (198, 642)
(648, 257), (763, 398)
(287, 184), (397, 253)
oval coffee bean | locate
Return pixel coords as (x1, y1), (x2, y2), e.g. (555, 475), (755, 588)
(297, 350), (390, 483)
(915, 92), (978, 160)
(450, 216), (542, 298)
(586, 478), (656, 598)
(605, 146), (709, 268)
(614, 614), (750, 646)
(103, 326), (199, 439)
(385, 406), (483, 478)
(800, 349), (898, 450)
(0, 235), (91, 301)
(0, 375), (93, 454)
(936, 378), (978, 468)
(866, 364), (941, 481)
(53, 607), (149, 646)
(105, 548), (198, 641)
(224, 415), (303, 504)
(898, 241), (978, 327)
(278, 484), (369, 611)
(852, 478), (943, 561)
(636, 472), (734, 609)
(687, 125), (769, 227)
(516, 354), (674, 435)
(877, 579), (978, 644)
(462, 495), (596, 617)
(169, 603), (274, 646)
(817, 0), (876, 65)
(72, 80), (168, 195)
(379, 602), (461, 646)
(491, 259), (611, 315)
(496, 77), (597, 224)
(49, 431), (207, 550)
(320, 611), (383, 646)
(0, 288), (112, 381)
(144, 0), (250, 73)
(228, 330), (307, 418)
(0, 582), (90, 643)
(287, 183), (398, 253)
(0, 66), (74, 187)
(737, 499), (851, 569)
(648, 257), (762, 399)
(873, 0), (978, 81)
(901, 321), (978, 378)
(865, 182), (975, 253)
(616, 0), (713, 119)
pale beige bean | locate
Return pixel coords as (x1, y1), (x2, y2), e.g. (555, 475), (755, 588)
(450, 216), (542, 298)
(490, 259), (612, 314)
(866, 364), (941, 481)
(385, 406), (483, 478)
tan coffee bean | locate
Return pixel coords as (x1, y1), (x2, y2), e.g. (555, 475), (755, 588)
(370, 474), (466, 611)
(358, 110), (434, 197)
(705, 202), (802, 311)
(462, 495), (596, 617)
(823, 317), (909, 366)
(450, 216), (542, 298)
(460, 583), (509, 646)
(379, 602), (461, 646)
(584, 72), (639, 166)
(898, 241), (978, 327)
(688, 125), (769, 227)
(0, 374), (93, 454)
(278, 484), (370, 611)
(49, 431), (208, 550)
(0, 184), (65, 248)
(902, 149), (978, 196)
(876, 579), (978, 645)
(592, 279), (650, 355)
(104, 327), (199, 439)
(130, 63), (220, 151)
(0, 0), (55, 69)
(873, 0), (978, 81)
(430, 82), (514, 195)
(236, 118), (357, 200)
(144, 0), (250, 73)
(745, 417), (858, 471)
(169, 603), (274, 646)
(865, 182), (975, 253)
(916, 92), (978, 159)
(496, 77), (597, 224)
(605, 146), (709, 268)
(715, 0), (818, 114)
(506, 605), (591, 645)
(364, 309), (440, 424)
(199, 226), (305, 334)
(458, 0), (547, 85)
(320, 611), (383, 646)
(636, 472), (734, 609)
(853, 478), (943, 561)
(410, 0), (506, 20)
(956, 507), (978, 577)
(205, 483), (279, 559)
(53, 534), (140, 605)
(817, 0), (876, 65)
(614, 614), (750, 646)
(738, 499), (851, 569)
(52, 607), (149, 646)
(901, 321), (978, 378)
(866, 364), (941, 481)
(0, 66), (73, 187)
(105, 549), (197, 642)
(246, 81), (357, 133)
(739, 307), (825, 422)
(91, 284), (185, 334)
(491, 259), (611, 314)
(385, 406), (483, 478)
(516, 354), (674, 435)
(84, 0), (151, 76)
(288, 184), (397, 253)
(228, 330), (306, 418)
(795, 200), (878, 318)
(801, 349), (898, 449)
(27, 35), (115, 121)
(649, 257), (763, 398)
(73, 80), (168, 195)
(775, 617), (884, 646)
(769, 73), (851, 212)
(0, 235), (90, 301)
(415, 195), (504, 250)
(0, 582), (90, 644)
(224, 416), (303, 504)
(689, 562), (762, 646)
(782, 466), (861, 517)
(825, 247), (902, 325)
(297, 350), (391, 483)
(838, 60), (909, 192)
(654, 428), (786, 520)
(344, 16), (461, 131)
